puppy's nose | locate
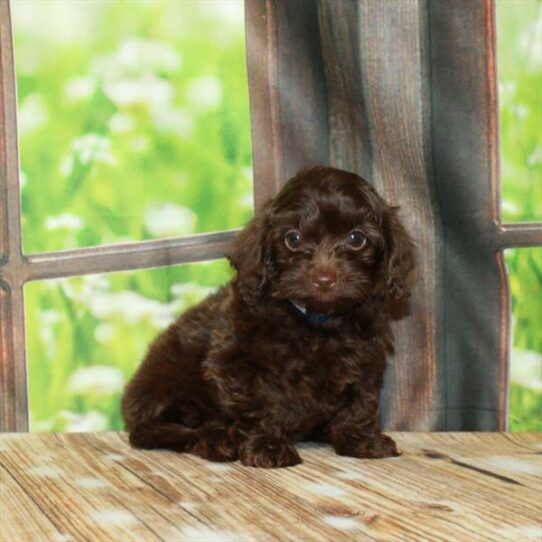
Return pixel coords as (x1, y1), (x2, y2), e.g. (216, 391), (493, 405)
(311, 270), (337, 291)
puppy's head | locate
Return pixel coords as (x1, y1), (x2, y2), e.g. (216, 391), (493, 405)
(228, 166), (415, 312)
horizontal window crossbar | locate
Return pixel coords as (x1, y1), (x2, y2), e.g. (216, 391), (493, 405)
(0, 230), (238, 284)
(497, 222), (542, 249)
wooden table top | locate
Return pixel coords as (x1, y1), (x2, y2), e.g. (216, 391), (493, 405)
(0, 432), (540, 542)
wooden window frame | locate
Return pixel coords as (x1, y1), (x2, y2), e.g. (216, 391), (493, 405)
(0, 0), (269, 431)
(2, 0), (542, 432)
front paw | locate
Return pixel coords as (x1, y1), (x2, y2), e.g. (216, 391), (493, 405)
(191, 424), (239, 462)
(334, 433), (400, 459)
(240, 435), (301, 468)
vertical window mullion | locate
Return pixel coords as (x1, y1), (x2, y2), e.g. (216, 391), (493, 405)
(0, 0), (29, 432)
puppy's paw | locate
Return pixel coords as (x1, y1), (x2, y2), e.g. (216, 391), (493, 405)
(240, 435), (301, 468)
(334, 433), (400, 459)
(191, 424), (239, 462)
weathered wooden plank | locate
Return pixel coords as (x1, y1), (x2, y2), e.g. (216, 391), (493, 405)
(0, 462), (63, 542)
(0, 0), (20, 265)
(1, 432), (541, 542)
(25, 230), (237, 281)
(245, 0), (329, 208)
(335, 0), (437, 430)
(428, 0), (509, 430)
(0, 0), (28, 433)
(85, 433), (373, 541)
(0, 434), (162, 541)
(0, 282), (28, 433)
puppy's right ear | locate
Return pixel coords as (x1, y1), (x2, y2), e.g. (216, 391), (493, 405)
(227, 205), (272, 305)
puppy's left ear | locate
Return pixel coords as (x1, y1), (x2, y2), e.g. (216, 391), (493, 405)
(385, 207), (416, 300)
(227, 204), (272, 305)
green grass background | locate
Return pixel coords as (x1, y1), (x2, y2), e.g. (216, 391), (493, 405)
(13, 0), (541, 432)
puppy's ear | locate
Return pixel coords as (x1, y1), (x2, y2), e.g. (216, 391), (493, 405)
(227, 205), (272, 305)
(385, 207), (416, 300)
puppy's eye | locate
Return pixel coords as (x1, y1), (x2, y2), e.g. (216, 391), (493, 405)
(346, 230), (367, 250)
(284, 230), (302, 250)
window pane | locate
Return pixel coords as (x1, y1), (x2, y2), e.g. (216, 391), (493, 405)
(505, 248), (542, 431)
(25, 260), (232, 432)
(497, 0), (542, 222)
(13, 0), (253, 254)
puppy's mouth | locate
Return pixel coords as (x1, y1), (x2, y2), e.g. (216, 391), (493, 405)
(284, 292), (357, 314)
(272, 277), (369, 313)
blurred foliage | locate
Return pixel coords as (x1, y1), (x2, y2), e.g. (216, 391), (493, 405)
(15, 0), (253, 254)
(497, 0), (542, 431)
(13, 0), (248, 431)
(25, 261), (232, 431)
(12, 0), (541, 432)
(498, 0), (542, 223)
(509, 382), (542, 432)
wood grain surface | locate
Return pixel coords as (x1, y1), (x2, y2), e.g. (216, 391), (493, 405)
(1, 432), (541, 541)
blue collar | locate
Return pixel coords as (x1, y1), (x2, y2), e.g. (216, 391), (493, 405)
(288, 300), (336, 326)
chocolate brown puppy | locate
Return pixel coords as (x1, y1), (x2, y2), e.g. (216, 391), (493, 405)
(122, 166), (416, 467)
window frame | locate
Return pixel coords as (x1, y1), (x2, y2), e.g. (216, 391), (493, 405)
(1, 0), (542, 433)
(0, 0), (257, 431)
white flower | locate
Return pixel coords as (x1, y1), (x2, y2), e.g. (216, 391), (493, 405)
(196, 1), (245, 45)
(241, 167), (253, 185)
(150, 312), (177, 330)
(109, 112), (136, 134)
(115, 38), (182, 74)
(501, 199), (519, 216)
(57, 274), (110, 305)
(91, 39), (181, 109)
(56, 410), (109, 432)
(520, 14), (542, 72)
(38, 310), (62, 360)
(86, 290), (181, 326)
(19, 171), (28, 189)
(94, 39), (181, 79)
(18, 93), (49, 135)
(104, 74), (175, 108)
(498, 81), (516, 106)
(46, 213), (84, 231)
(68, 365), (125, 396)
(59, 156), (74, 177)
(198, 1), (244, 25)
(72, 134), (115, 166)
(527, 145), (542, 167)
(186, 76), (223, 109)
(144, 202), (197, 238)
(40, 310), (62, 326)
(240, 192), (253, 209)
(94, 323), (115, 344)
(511, 349), (542, 391)
(64, 77), (96, 102)
(170, 282), (216, 307)
(61, 134), (116, 175)
(152, 106), (194, 138)
(130, 136), (150, 152)
(511, 104), (529, 120)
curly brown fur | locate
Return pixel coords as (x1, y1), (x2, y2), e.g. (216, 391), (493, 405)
(122, 166), (416, 468)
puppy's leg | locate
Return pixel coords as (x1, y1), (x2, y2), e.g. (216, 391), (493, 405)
(329, 383), (400, 459)
(122, 322), (238, 462)
(237, 418), (301, 469)
(129, 420), (239, 462)
(238, 426), (301, 468)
